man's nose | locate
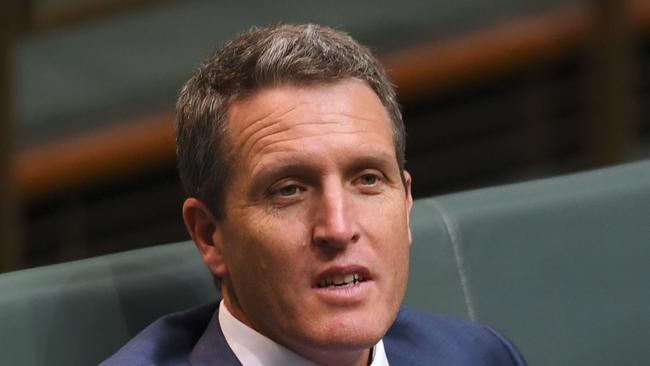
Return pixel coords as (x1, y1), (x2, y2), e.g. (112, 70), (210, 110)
(311, 184), (360, 248)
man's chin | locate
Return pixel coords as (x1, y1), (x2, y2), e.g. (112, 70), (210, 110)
(285, 326), (381, 366)
(296, 310), (390, 351)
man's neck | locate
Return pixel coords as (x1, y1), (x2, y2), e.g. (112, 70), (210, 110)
(293, 345), (371, 366)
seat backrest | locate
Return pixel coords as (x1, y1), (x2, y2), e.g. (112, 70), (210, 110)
(404, 159), (650, 366)
(0, 243), (216, 365)
(1, 160), (648, 365)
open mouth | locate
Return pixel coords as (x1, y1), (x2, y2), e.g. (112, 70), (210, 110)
(316, 272), (365, 288)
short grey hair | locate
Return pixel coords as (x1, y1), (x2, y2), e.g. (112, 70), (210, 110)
(175, 23), (405, 219)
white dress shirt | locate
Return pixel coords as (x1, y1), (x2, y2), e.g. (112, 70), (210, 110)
(219, 300), (389, 366)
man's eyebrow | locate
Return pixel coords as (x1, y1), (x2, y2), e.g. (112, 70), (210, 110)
(251, 158), (318, 187)
(249, 151), (399, 188)
(256, 152), (395, 174)
(345, 153), (398, 172)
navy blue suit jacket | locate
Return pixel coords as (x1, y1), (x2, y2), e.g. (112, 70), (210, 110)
(101, 303), (526, 365)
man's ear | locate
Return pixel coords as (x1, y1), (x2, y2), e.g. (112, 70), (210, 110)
(182, 198), (228, 277)
(403, 170), (414, 244)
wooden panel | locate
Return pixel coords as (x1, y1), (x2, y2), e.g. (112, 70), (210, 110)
(15, 112), (175, 199)
(27, 0), (175, 35)
(1, 0), (30, 271)
(13, 2), (650, 201)
(383, 6), (592, 101)
(585, 0), (638, 166)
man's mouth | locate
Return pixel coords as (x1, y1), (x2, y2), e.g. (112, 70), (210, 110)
(313, 266), (372, 303)
(314, 265), (371, 289)
(317, 273), (364, 288)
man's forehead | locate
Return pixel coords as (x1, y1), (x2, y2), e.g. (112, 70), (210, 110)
(225, 80), (393, 151)
(220, 81), (397, 183)
(228, 80), (387, 121)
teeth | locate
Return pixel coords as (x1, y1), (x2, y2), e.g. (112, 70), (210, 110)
(318, 273), (363, 288)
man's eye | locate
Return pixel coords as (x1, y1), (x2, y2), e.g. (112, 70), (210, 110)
(276, 184), (301, 197)
(358, 174), (379, 186)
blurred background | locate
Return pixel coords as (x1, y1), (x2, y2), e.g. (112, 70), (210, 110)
(1, 0), (648, 273)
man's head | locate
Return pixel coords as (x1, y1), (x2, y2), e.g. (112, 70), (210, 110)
(178, 24), (413, 366)
(176, 23), (405, 219)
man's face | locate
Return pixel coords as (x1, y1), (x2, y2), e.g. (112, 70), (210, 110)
(213, 79), (412, 358)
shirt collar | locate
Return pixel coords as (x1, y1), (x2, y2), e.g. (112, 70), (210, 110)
(218, 300), (389, 366)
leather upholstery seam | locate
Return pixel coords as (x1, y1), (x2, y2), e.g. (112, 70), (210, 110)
(425, 199), (476, 321)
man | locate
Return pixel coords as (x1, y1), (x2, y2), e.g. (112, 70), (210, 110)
(102, 24), (526, 366)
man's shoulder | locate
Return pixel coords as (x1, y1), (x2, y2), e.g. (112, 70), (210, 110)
(99, 302), (218, 366)
(385, 307), (527, 366)
(100, 304), (526, 366)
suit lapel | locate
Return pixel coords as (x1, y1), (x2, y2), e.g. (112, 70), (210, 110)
(188, 306), (241, 366)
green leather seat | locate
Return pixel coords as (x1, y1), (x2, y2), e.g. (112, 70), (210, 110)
(1, 160), (648, 365)
(0, 244), (216, 365)
(405, 159), (650, 366)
